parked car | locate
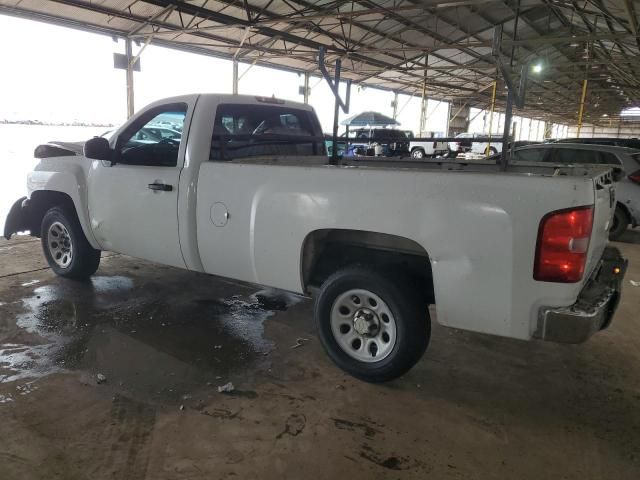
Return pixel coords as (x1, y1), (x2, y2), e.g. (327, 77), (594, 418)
(509, 143), (640, 239)
(4, 94), (627, 382)
(324, 135), (343, 157)
(409, 131), (448, 158)
(130, 126), (183, 145)
(555, 137), (640, 150)
(448, 132), (505, 156)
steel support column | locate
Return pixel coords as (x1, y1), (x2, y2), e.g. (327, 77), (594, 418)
(419, 60), (428, 134)
(331, 60), (342, 163)
(303, 72), (310, 104)
(486, 80), (497, 157)
(576, 79), (588, 137)
(232, 60), (239, 95)
(125, 38), (135, 118)
(392, 91), (399, 120)
(500, 91), (514, 171)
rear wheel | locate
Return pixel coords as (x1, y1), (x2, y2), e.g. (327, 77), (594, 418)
(41, 207), (101, 279)
(411, 148), (426, 159)
(485, 146), (498, 156)
(609, 205), (629, 241)
(314, 266), (430, 382)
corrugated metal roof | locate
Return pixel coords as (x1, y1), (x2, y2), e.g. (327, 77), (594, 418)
(0, 0), (639, 124)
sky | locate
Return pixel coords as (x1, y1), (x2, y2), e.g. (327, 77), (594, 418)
(0, 14), (450, 134)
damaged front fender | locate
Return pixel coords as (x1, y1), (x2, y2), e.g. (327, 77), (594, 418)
(4, 197), (31, 240)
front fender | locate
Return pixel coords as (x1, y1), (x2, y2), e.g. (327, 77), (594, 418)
(3, 197), (30, 239)
(27, 164), (100, 249)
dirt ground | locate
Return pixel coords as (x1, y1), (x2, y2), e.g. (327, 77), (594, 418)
(1, 232), (639, 480)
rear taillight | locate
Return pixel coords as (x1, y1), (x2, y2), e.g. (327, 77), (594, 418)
(534, 206), (594, 283)
(628, 169), (640, 185)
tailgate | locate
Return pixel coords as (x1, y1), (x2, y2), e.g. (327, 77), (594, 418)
(584, 169), (616, 281)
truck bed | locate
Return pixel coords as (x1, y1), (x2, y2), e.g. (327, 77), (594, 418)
(232, 154), (616, 179)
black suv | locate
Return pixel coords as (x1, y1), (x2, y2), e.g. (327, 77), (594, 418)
(351, 128), (411, 156)
(555, 137), (640, 150)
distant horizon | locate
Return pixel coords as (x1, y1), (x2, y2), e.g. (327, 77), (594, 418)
(0, 119), (116, 127)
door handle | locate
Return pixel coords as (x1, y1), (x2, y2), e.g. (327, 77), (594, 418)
(148, 183), (173, 192)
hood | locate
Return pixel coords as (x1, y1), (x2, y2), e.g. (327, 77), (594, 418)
(34, 141), (85, 158)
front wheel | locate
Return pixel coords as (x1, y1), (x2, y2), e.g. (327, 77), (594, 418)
(314, 266), (430, 382)
(41, 206), (101, 279)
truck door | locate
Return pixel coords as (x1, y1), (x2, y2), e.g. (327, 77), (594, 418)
(88, 103), (189, 268)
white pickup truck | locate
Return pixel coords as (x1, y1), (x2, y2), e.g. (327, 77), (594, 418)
(448, 132), (504, 156)
(4, 94), (628, 382)
(409, 132), (449, 159)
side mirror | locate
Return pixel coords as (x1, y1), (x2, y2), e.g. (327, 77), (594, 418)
(84, 137), (113, 162)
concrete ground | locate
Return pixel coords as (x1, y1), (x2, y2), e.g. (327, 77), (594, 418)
(0, 233), (639, 480)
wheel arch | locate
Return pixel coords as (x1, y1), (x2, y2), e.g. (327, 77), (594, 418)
(300, 228), (435, 304)
(616, 201), (632, 222)
(5, 189), (98, 248)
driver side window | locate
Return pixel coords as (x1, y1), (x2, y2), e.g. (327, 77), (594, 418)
(118, 104), (187, 167)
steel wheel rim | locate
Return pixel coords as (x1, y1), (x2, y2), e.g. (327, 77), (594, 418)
(330, 288), (397, 363)
(47, 221), (73, 268)
(412, 149), (423, 158)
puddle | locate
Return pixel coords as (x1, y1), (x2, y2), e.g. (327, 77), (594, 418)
(15, 380), (38, 395)
(0, 276), (302, 404)
(0, 394), (14, 404)
(0, 342), (63, 383)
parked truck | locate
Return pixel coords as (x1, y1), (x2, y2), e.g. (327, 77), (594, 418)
(409, 132), (448, 158)
(4, 94), (627, 382)
(448, 132), (504, 156)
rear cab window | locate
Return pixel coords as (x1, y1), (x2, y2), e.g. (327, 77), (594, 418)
(210, 102), (324, 161)
(372, 129), (407, 141)
(511, 148), (549, 162)
(598, 152), (623, 166)
(548, 148), (611, 165)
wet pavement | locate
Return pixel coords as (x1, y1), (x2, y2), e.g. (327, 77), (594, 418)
(1, 234), (640, 479)
(0, 245), (301, 405)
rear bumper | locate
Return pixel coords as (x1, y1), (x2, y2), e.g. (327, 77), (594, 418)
(535, 246), (627, 344)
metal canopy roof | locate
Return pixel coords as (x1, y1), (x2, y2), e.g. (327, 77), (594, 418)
(1, 0), (639, 125)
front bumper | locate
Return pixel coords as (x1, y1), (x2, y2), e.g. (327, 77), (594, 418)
(3, 196), (30, 240)
(535, 246), (628, 344)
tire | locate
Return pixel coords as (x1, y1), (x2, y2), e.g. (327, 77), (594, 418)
(609, 205), (629, 241)
(485, 146), (497, 156)
(314, 266), (430, 383)
(446, 150), (457, 158)
(41, 206), (101, 279)
(411, 148), (425, 159)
